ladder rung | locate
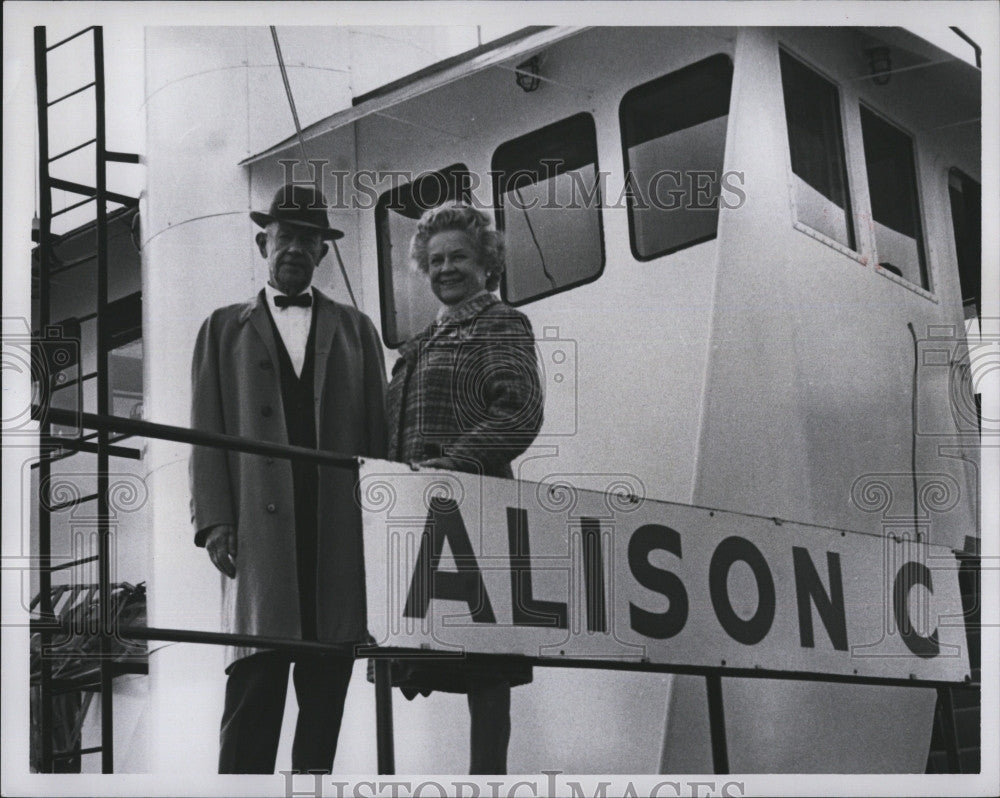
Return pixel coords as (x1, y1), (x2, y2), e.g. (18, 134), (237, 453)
(49, 555), (100, 572)
(48, 81), (96, 107)
(49, 177), (97, 197)
(35, 431), (97, 455)
(51, 254), (97, 275)
(33, 438), (143, 465)
(49, 138), (97, 163)
(52, 196), (95, 217)
(106, 190), (139, 207)
(49, 177), (137, 208)
(46, 492), (99, 513)
(105, 151), (140, 164)
(31, 252), (97, 278)
(46, 26), (96, 52)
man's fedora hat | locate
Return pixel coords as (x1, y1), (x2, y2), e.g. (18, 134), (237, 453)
(250, 183), (344, 241)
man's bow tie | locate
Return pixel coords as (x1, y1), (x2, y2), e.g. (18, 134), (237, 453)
(274, 292), (312, 309)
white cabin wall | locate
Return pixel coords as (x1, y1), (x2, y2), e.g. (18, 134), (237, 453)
(664, 25), (977, 774)
(247, 26), (478, 157)
(694, 25), (977, 548)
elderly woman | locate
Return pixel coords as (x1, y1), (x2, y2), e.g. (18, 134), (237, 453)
(386, 202), (543, 774)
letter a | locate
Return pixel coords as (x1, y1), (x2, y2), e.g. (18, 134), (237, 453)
(403, 497), (496, 622)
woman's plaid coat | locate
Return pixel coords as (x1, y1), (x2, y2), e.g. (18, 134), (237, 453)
(387, 292), (543, 478)
(383, 291), (543, 695)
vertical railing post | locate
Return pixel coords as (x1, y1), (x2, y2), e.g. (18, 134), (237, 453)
(374, 658), (396, 774)
(936, 686), (962, 772)
(705, 673), (729, 775)
(93, 25), (114, 775)
(33, 24), (55, 775)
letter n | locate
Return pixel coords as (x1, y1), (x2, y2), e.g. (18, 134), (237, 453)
(792, 547), (848, 650)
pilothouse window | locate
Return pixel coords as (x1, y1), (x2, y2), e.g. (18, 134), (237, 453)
(779, 49), (855, 250)
(491, 112), (605, 305)
(859, 106), (929, 290)
(376, 164), (471, 347)
(948, 168), (981, 321)
(619, 54), (733, 260)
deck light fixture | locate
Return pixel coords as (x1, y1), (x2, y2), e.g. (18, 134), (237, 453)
(515, 56), (541, 92)
(867, 47), (892, 85)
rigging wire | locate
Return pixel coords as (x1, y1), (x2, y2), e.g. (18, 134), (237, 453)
(270, 27), (308, 165)
(270, 26), (359, 310)
(907, 322), (920, 537)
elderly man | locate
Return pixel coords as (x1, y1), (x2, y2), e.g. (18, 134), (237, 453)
(189, 183), (387, 774)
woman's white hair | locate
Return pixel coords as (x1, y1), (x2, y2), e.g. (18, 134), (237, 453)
(410, 202), (505, 291)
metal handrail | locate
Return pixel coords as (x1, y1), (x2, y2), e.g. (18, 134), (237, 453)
(36, 406), (358, 468)
(31, 404), (979, 777)
(114, 624), (977, 691)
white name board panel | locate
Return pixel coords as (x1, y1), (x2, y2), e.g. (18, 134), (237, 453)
(359, 460), (970, 683)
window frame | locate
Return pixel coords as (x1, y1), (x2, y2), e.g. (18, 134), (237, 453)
(491, 111), (606, 307)
(375, 163), (472, 348)
(857, 101), (935, 298)
(947, 166), (981, 321)
(776, 45), (864, 264)
(618, 52), (735, 263)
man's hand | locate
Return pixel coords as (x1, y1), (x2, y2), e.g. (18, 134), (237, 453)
(205, 524), (237, 578)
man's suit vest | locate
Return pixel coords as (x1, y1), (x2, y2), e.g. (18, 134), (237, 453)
(264, 300), (319, 639)
(265, 302), (317, 449)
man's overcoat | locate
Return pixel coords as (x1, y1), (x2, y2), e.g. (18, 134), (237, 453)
(190, 288), (388, 667)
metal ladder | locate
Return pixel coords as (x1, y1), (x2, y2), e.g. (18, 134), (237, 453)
(32, 24), (139, 774)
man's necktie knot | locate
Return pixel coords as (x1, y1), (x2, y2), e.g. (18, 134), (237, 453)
(274, 292), (312, 309)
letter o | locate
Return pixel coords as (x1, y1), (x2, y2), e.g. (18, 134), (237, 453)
(709, 536), (776, 645)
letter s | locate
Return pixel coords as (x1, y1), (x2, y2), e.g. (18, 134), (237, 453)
(628, 525), (688, 639)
